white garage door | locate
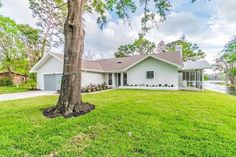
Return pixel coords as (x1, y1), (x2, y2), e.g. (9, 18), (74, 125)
(44, 74), (62, 91)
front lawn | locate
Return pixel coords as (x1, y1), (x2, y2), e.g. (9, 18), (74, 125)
(0, 86), (29, 94)
(0, 89), (236, 156)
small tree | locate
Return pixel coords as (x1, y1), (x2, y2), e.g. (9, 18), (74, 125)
(0, 16), (25, 80)
(18, 24), (43, 69)
(166, 36), (206, 61)
(215, 37), (236, 85)
(114, 35), (156, 57)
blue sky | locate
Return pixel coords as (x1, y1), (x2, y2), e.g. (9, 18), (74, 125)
(0, 0), (235, 71)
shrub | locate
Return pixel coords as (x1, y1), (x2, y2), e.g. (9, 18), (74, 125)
(0, 77), (13, 86)
(81, 83), (109, 93)
(20, 79), (36, 89)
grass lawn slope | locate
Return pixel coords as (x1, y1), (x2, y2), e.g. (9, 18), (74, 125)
(0, 89), (236, 156)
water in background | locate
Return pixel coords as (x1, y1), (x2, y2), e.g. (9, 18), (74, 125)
(205, 81), (236, 96)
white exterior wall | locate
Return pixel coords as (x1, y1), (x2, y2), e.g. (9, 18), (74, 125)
(37, 56), (63, 90)
(36, 56), (105, 90)
(104, 73), (109, 85)
(81, 71), (105, 87)
(126, 57), (179, 89)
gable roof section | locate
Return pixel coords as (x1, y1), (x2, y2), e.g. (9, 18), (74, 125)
(30, 51), (184, 73)
(30, 53), (53, 72)
(152, 52), (183, 67)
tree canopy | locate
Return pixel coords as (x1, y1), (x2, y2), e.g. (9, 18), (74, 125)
(18, 24), (43, 69)
(0, 16), (42, 76)
(28, 0), (66, 54)
(114, 36), (156, 57)
(0, 16), (25, 74)
(215, 37), (236, 85)
(166, 38), (206, 61)
(222, 37), (236, 62)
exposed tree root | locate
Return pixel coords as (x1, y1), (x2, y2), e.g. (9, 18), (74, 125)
(42, 102), (95, 118)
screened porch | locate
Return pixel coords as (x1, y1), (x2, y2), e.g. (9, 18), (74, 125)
(178, 70), (204, 90)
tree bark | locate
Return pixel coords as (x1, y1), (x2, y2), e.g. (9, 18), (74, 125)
(43, 0), (94, 118)
(6, 66), (13, 83)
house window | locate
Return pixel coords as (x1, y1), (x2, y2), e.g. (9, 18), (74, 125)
(146, 71), (154, 79)
(108, 73), (112, 85)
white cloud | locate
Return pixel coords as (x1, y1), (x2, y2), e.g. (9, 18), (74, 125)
(209, 0), (236, 35)
(84, 14), (139, 58)
(158, 12), (205, 35)
(0, 0), (37, 27)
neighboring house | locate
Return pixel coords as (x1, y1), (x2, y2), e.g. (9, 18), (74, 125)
(0, 71), (28, 85)
(30, 47), (211, 91)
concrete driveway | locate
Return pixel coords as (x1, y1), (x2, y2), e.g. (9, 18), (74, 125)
(0, 91), (57, 102)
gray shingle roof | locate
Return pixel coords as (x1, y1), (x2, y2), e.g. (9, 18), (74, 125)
(182, 61), (211, 70)
(50, 51), (184, 72)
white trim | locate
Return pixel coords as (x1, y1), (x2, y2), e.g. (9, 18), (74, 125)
(82, 69), (105, 73)
(124, 55), (181, 71)
(30, 55), (51, 72)
(30, 52), (64, 72)
(150, 54), (182, 68)
(180, 67), (211, 71)
(48, 52), (63, 61)
(42, 72), (63, 75)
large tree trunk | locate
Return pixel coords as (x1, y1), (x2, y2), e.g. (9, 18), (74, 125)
(43, 0), (95, 118)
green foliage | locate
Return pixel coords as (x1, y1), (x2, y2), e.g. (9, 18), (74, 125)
(18, 24), (43, 68)
(19, 79), (37, 90)
(0, 90), (236, 156)
(0, 16), (42, 76)
(140, 0), (171, 34)
(222, 37), (236, 63)
(84, 0), (172, 32)
(166, 38), (206, 61)
(231, 67), (236, 76)
(0, 87), (29, 94)
(204, 74), (209, 81)
(215, 37), (236, 85)
(0, 77), (13, 86)
(114, 36), (156, 57)
(0, 15), (25, 74)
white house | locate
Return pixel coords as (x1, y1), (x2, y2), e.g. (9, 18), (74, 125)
(30, 47), (211, 91)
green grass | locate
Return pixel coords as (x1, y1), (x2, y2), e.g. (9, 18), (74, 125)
(1, 89), (236, 156)
(0, 86), (29, 94)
